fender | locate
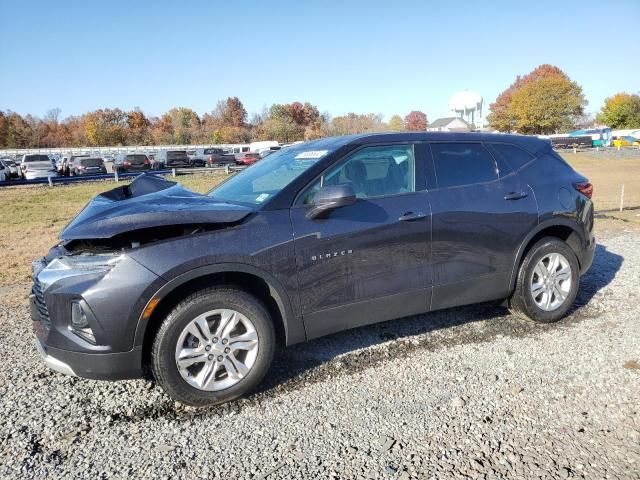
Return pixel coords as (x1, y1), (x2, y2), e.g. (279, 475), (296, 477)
(508, 216), (586, 292)
(133, 262), (305, 348)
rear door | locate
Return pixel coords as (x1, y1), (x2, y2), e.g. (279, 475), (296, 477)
(291, 143), (431, 339)
(426, 142), (538, 310)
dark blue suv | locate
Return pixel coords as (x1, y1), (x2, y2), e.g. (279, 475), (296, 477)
(31, 133), (595, 406)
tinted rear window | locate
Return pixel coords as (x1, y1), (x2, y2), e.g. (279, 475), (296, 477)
(81, 158), (104, 167)
(126, 154), (147, 164)
(24, 154), (50, 162)
(431, 143), (498, 189)
(167, 151), (188, 160)
(490, 143), (535, 170)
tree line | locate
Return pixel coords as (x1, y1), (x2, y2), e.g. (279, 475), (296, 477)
(0, 98), (428, 149)
(487, 64), (640, 134)
(1, 63), (638, 149)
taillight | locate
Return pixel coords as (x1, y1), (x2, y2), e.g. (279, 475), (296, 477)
(574, 182), (593, 199)
(123, 161), (131, 166)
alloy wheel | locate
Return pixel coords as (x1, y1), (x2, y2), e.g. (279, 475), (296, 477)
(530, 252), (572, 312)
(175, 309), (259, 391)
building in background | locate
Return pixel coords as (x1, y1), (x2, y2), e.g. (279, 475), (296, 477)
(427, 117), (472, 132)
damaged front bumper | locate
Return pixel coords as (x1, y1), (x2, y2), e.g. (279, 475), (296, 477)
(31, 247), (162, 380)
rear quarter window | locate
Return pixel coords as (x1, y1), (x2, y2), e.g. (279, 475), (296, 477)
(430, 143), (498, 189)
(490, 143), (535, 170)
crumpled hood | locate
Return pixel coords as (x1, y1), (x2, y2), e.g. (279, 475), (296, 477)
(60, 174), (253, 240)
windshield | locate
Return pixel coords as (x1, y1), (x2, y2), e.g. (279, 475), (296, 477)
(81, 158), (104, 167)
(24, 154), (50, 163)
(126, 154), (147, 163)
(167, 151), (188, 160)
(208, 144), (334, 205)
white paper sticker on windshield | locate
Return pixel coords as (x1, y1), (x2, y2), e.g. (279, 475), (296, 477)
(255, 193), (270, 203)
(295, 150), (329, 160)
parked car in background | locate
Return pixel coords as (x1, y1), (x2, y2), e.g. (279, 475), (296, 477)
(0, 161), (7, 182)
(70, 157), (107, 176)
(236, 152), (262, 165)
(56, 158), (68, 176)
(154, 150), (191, 169)
(30, 132), (595, 406)
(612, 136), (639, 147)
(186, 149), (206, 168)
(1, 158), (20, 178)
(202, 148), (235, 167)
(58, 155), (91, 176)
(115, 154), (152, 173)
(20, 154), (57, 179)
(260, 150), (275, 159)
(187, 150), (204, 167)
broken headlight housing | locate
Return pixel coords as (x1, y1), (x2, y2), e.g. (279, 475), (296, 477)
(38, 253), (124, 291)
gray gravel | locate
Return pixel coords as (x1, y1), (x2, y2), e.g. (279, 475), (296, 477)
(1, 229), (639, 479)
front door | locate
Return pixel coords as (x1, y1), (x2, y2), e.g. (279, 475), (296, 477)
(290, 144), (431, 339)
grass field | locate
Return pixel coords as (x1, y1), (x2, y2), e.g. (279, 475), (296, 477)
(0, 172), (227, 285)
(561, 151), (640, 211)
(0, 151), (639, 285)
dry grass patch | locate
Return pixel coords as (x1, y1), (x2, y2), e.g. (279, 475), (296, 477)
(0, 173), (226, 285)
(560, 152), (640, 212)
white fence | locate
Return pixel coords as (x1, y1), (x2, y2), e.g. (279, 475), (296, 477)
(0, 144), (249, 157)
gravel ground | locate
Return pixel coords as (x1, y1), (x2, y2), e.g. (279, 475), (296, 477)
(1, 227), (639, 479)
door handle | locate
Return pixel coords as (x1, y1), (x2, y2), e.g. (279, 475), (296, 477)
(398, 211), (426, 222)
(504, 191), (528, 201)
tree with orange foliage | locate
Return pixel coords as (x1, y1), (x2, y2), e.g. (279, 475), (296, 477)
(596, 93), (640, 129)
(404, 111), (427, 131)
(488, 64), (585, 133)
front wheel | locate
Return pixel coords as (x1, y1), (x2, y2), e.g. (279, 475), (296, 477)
(509, 237), (579, 323)
(151, 287), (275, 407)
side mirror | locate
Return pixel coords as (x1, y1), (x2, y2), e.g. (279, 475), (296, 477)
(306, 184), (357, 219)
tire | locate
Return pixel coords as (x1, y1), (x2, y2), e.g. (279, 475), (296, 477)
(509, 237), (579, 323)
(151, 287), (276, 407)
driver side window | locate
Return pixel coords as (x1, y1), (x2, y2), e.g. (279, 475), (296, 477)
(300, 144), (415, 205)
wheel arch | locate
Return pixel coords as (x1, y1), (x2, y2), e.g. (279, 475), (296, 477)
(134, 263), (304, 368)
(508, 218), (585, 292)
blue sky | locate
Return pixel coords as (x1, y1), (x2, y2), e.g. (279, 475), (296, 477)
(1, 0), (638, 122)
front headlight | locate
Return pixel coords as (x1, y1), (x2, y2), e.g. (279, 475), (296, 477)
(53, 253), (124, 271)
(38, 253), (124, 291)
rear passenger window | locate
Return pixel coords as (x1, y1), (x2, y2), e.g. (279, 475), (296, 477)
(491, 143), (534, 170)
(430, 143), (498, 189)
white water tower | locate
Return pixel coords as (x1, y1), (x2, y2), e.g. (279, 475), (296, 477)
(448, 90), (484, 127)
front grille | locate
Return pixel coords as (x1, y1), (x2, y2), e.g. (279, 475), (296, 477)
(32, 280), (51, 331)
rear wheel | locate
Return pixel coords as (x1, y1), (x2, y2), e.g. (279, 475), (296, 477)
(151, 287), (275, 407)
(509, 237), (579, 323)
